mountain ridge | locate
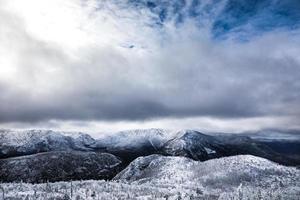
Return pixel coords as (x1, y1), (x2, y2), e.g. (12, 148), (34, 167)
(1, 128), (299, 166)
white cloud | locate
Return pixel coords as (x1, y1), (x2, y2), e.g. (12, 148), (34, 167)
(0, 0), (299, 132)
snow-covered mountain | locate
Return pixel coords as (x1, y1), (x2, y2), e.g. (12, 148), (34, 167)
(0, 129), (96, 158)
(93, 129), (176, 162)
(0, 128), (299, 198)
(96, 129), (298, 166)
(161, 129), (235, 160)
(1, 155), (299, 199)
(159, 130), (299, 166)
(114, 154), (300, 199)
(1, 128), (298, 166)
(95, 128), (173, 149)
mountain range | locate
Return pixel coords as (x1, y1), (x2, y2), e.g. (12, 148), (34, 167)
(0, 128), (299, 183)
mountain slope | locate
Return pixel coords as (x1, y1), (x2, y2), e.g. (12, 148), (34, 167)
(114, 154), (300, 199)
(93, 129), (174, 162)
(160, 130), (299, 166)
(0, 151), (122, 183)
(0, 129), (96, 159)
(1, 155), (299, 199)
(1, 129), (299, 166)
(92, 129), (296, 165)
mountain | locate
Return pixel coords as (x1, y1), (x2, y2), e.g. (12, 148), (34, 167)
(94, 129), (298, 166)
(1, 129), (299, 166)
(241, 129), (300, 142)
(1, 155), (299, 199)
(0, 151), (122, 183)
(92, 129), (174, 162)
(0, 129), (96, 159)
(160, 130), (299, 166)
(114, 154), (300, 199)
(245, 130), (300, 167)
(161, 130), (238, 160)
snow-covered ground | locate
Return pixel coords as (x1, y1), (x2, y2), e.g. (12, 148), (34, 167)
(1, 155), (299, 200)
(0, 180), (192, 200)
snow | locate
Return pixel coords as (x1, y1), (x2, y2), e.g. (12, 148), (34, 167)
(1, 128), (300, 199)
(1, 155), (299, 199)
(204, 147), (216, 154)
(0, 180), (196, 200)
(0, 129), (95, 145)
(95, 128), (176, 148)
(0, 129), (96, 158)
(114, 155), (300, 199)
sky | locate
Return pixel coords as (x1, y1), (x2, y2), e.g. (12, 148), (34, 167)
(0, 0), (300, 134)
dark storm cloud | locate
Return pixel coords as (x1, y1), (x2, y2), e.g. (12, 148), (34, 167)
(0, 0), (300, 125)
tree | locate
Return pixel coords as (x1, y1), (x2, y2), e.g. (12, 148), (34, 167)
(0, 186), (4, 200)
(70, 181), (73, 198)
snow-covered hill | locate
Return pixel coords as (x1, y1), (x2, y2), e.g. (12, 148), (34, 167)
(114, 154), (300, 199)
(0, 129), (95, 158)
(1, 155), (299, 199)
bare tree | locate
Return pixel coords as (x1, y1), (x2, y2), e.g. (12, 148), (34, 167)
(70, 181), (73, 199)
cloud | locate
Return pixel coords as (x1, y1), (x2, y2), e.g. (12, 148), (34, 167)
(0, 0), (299, 131)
